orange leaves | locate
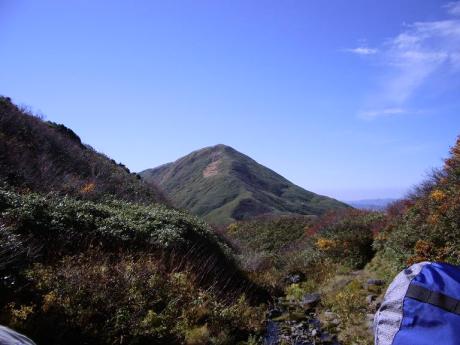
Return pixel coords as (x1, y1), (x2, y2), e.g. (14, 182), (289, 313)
(427, 214), (440, 225)
(445, 136), (460, 170)
(406, 240), (450, 266)
(80, 182), (96, 194)
(430, 189), (446, 202)
(315, 238), (337, 251)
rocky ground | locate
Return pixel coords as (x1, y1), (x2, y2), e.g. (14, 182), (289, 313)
(264, 293), (340, 345)
(263, 272), (385, 345)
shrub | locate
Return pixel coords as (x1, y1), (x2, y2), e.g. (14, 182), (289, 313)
(311, 210), (385, 269)
(322, 279), (371, 345)
(0, 186), (267, 344)
(4, 251), (264, 345)
(374, 137), (460, 273)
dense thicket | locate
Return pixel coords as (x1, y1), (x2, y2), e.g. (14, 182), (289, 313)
(0, 187), (265, 344)
(373, 137), (460, 278)
(225, 210), (385, 291)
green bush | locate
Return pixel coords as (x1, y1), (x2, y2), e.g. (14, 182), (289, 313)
(0, 187), (226, 252)
(0, 186), (266, 344)
(313, 210), (385, 269)
(4, 251), (263, 345)
(225, 215), (315, 289)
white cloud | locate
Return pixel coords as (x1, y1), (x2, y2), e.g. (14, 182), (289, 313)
(354, 4), (460, 119)
(359, 108), (407, 119)
(345, 47), (378, 55)
(445, 1), (460, 16)
(382, 19), (460, 103)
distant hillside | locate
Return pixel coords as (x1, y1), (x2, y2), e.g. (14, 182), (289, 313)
(140, 144), (349, 225)
(347, 198), (398, 211)
(0, 96), (166, 204)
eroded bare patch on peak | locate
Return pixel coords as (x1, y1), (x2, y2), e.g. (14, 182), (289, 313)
(203, 159), (222, 178)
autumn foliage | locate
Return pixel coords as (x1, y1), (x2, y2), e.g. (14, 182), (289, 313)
(374, 136), (460, 273)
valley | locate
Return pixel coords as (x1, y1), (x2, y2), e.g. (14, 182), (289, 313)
(1, 96), (459, 345)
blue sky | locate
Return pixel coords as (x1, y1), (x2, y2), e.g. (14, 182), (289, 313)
(1, 0), (459, 200)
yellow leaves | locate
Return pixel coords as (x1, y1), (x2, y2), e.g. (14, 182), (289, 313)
(80, 182), (96, 194)
(322, 279), (365, 324)
(141, 310), (162, 328)
(42, 291), (58, 312)
(427, 214), (440, 225)
(285, 283), (305, 301)
(430, 189), (446, 202)
(315, 238), (337, 251)
(374, 232), (387, 242)
(7, 303), (35, 324)
(414, 240), (432, 256)
(226, 223), (238, 234)
(406, 239), (450, 266)
(185, 325), (210, 345)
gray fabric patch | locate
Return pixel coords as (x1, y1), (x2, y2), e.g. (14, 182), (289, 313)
(0, 326), (36, 345)
(373, 262), (430, 345)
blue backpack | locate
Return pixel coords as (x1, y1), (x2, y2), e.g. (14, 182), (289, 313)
(0, 326), (36, 345)
(374, 262), (460, 345)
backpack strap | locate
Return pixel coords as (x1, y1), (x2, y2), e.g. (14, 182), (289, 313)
(406, 283), (460, 315)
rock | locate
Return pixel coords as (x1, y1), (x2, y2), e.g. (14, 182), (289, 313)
(267, 307), (282, 319)
(301, 293), (321, 309)
(330, 277), (353, 290)
(331, 319), (341, 326)
(374, 296), (383, 310)
(263, 320), (279, 345)
(323, 311), (338, 320)
(367, 279), (384, 286)
(290, 310), (308, 321)
(285, 273), (304, 284)
(366, 313), (375, 322)
(366, 279), (385, 293)
(366, 294), (377, 304)
(366, 314), (375, 330)
(320, 331), (334, 342)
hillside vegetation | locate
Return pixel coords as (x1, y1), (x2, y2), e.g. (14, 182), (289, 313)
(225, 210), (385, 292)
(0, 187), (265, 345)
(223, 136), (460, 345)
(0, 96), (166, 204)
(141, 144), (349, 225)
(2, 96), (459, 345)
(371, 136), (460, 279)
(0, 98), (266, 345)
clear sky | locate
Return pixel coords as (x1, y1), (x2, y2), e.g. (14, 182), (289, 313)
(1, 0), (459, 200)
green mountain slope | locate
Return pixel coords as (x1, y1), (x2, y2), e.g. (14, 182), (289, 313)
(140, 144), (349, 225)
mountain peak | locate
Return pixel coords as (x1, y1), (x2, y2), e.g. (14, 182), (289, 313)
(140, 146), (349, 225)
(198, 144), (236, 154)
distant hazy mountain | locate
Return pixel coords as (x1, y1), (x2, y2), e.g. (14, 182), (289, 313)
(347, 198), (398, 211)
(140, 144), (349, 225)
